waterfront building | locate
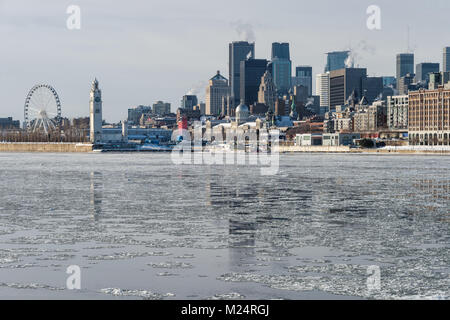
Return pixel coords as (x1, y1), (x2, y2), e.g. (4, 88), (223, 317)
(329, 68), (367, 109)
(325, 51), (350, 72)
(396, 53), (414, 87)
(229, 41), (255, 107)
(240, 58), (269, 107)
(89, 78), (103, 144)
(295, 133), (323, 146)
(387, 95), (409, 130)
(316, 72), (330, 112)
(152, 101), (171, 115)
(258, 71), (276, 111)
(409, 86), (450, 146)
(322, 133), (361, 146)
(205, 71), (230, 116)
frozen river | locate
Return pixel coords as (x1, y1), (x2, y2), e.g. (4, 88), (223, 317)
(0, 153), (448, 299)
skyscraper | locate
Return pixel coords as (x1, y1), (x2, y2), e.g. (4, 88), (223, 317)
(416, 63), (440, 83)
(229, 41), (255, 107)
(396, 53), (414, 86)
(443, 47), (450, 72)
(271, 42), (292, 95)
(240, 59), (269, 106)
(258, 71), (276, 111)
(272, 58), (292, 95)
(325, 51), (350, 72)
(181, 95), (198, 110)
(316, 72), (330, 111)
(89, 78), (103, 144)
(293, 66), (313, 96)
(205, 71), (230, 116)
(271, 43), (290, 60)
(329, 68), (367, 109)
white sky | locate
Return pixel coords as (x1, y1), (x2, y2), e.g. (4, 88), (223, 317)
(1, 0), (449, 122)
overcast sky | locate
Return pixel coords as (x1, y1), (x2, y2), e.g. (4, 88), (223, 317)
(1, 0), (449, 122)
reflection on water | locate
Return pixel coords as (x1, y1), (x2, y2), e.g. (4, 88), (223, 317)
(0, 153), (448, 300)
(90, 172), (103, 221)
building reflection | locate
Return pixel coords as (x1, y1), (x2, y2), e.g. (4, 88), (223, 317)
(90, 171), (103, 221)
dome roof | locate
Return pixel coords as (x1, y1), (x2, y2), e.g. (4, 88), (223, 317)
(236, 100), (249, 113)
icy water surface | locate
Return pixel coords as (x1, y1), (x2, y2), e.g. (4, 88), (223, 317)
(0, 153), (448, 300)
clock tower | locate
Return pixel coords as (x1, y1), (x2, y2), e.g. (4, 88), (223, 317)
(90, 78), (103, 144)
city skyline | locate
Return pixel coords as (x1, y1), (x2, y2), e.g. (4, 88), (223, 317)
(1, 0), (450, 122)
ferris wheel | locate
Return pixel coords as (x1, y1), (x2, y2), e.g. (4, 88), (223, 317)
(24, 84), (62, 133)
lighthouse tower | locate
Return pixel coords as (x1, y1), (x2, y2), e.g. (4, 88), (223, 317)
(90, 78), (103, 144)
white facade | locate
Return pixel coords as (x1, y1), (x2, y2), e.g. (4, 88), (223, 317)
(316, 72), (330, 110)
(387, 95), (409, 130)
(90, 79), (103, 144)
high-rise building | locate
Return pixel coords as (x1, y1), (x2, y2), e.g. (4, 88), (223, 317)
(316, 72), (330, 111)
(396, 53), (414, 87)
(362, 77), (384, 103)
(409, 87), (450, 146)
(416, 63), (440, 83)
(398, 73), (415, 95)
(181, 95), (198, 111)
(428, 72), (450, 90)
(387, 95), (409, 130)
(272, 58), (292, 95)
(270, 42), (291, 95)
(382, 76), (397, 88)
(258, 71), (276, 111)
(128, 105), (152, 125)
(272, 43), (290, 60)
(325, 51), (350, 72)
(229, 41), (255, 107)
(89, 78), (103, 144)
(444, 47), (450, 72)
(240, 58), (269, 106)
(205, 71), (230, 116)
(292, 66), (313, 96)
(153, 101), (171, 115)
(329, 68), (367, 109)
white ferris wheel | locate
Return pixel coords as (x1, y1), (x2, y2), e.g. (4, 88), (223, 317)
(24, 84), (62, 133)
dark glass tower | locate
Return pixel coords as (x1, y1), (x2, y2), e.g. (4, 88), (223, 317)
(240, 59), (269, 107)
(271, 43), (290, 60)
(416, 63), (440, 83)
(325, 51), (350, 72)
(229, 41), (255, 107)
(396, 53), (414, 87)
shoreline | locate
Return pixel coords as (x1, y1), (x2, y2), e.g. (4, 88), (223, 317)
(1, 142), (450, 155)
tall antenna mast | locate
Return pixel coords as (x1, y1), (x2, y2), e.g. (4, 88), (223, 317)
(407, 25), (410, 53)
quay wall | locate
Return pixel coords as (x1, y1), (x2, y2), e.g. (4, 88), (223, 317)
(0, 143), (93, 153)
